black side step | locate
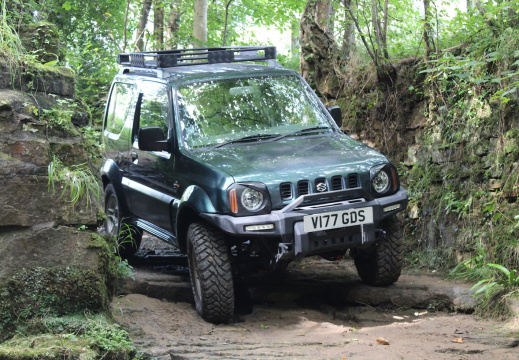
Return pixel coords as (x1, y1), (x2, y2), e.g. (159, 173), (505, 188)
(136, 219), (176, 244)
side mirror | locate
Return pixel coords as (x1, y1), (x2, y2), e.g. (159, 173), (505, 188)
(138, 126), (169, 152)
(327, 105), (342, 128)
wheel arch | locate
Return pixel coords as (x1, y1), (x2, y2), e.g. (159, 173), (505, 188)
(100, 159), (130, 213)
(175, 185), (219, 254)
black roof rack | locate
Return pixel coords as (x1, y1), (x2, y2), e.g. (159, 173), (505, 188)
(117, 46), (277, 69)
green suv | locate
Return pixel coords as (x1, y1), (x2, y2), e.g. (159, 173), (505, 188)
(101, 46), (408, 323)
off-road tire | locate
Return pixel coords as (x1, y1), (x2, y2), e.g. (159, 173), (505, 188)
(187, 222), (234, 323)
(351, 215), (403, 286)
(104, 184), (142, 258)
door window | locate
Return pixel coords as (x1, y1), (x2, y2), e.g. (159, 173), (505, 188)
(135, 82), (170, 143)
(105, 82), (136, 134)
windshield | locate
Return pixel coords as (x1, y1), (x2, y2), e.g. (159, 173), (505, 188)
(178, 75), (333, 148)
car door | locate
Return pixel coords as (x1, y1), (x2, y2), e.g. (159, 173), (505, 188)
(126, 81), (177, 233)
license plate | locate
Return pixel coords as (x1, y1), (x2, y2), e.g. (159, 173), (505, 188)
(303, 207), (373, 233)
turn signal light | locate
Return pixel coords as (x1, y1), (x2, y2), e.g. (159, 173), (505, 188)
(229, 188), (238, 214)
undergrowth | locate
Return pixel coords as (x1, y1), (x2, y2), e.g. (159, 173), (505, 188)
(0, 314), (137, 360)
(47, 155), (100, 206)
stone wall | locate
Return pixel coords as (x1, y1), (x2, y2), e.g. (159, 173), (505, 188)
(332, 60), (519, 269)
(0, 58), (111, 338)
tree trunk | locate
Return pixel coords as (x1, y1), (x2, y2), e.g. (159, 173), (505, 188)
(193, 0), (208, 47)
(166, 0), (181, 48)
(341, 0), (355, 58)
(372, 0), (389, 61)
(135, 0), (153, 51)
(290, 20), (299, 59)
(423, 0), (436, 61)
(222, 0), (232, 46)
(122, 0), (131, 51)
(153, 0), (164, 50)
(300, 0), (340, 98)
(316, 0), (333, 36)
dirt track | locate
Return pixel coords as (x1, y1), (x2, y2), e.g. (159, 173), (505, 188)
(112, 235), (519, 360)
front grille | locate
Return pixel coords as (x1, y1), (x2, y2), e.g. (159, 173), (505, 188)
(347, 173), (359, 188)
(280, 182), (293, 200)
(331, 176), (343, 190)
(281, 174), (360, 201)
(297, 180), (310, 196)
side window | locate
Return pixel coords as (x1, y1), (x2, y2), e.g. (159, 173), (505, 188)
(105, 83), (136, 134)
(137, 82), (170, 141)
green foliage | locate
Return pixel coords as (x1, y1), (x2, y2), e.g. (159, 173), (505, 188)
(0, 0), (24, 56)
(79, 125), (104, 159)
(40, 96), (76, 131)
(277, 53), (299, 71)
(0, 314), (135, 359)
(464, 263), (519, 319)
(449, 249), (497, 281)
(47, 155), (100, 206)
(472, 263), (519, 297)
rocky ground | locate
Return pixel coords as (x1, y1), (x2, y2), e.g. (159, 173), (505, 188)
(112, 234), (519, 360)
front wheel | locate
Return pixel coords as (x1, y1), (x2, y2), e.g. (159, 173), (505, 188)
(104, 184), (142, 258)
(187, 222), (234, 323)
(350, 215), (403, 286)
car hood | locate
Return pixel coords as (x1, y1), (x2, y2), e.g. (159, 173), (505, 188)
(186, 133), (388, 183)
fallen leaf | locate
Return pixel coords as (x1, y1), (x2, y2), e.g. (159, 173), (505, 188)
(414, 311), (428, 316)
(452, 337), (464, 343)
(393, 316), (404, 320)
(377, 338), (390, 345)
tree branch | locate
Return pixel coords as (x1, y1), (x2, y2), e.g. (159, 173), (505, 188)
(344, 0), (376, 65)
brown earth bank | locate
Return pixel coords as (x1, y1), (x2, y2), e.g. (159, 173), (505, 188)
(112, 235), (519, 360)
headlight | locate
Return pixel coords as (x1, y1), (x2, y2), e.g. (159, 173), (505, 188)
(372, 171), (389, 193)
(227, 182), (271, 215)
(370, 164), (400, 197)
(241, 188), (264, 211)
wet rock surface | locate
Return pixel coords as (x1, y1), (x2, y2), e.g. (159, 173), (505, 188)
(113, 234), (519, 359)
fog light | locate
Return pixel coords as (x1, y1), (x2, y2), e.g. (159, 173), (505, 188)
(383, 204), (401, 212)
(244, 224), (275, 232)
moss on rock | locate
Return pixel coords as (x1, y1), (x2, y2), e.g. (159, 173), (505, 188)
(0, 315), (135, 360)
(0, 265), (110, 342)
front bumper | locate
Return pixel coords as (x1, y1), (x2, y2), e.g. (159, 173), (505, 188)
(201, 187), (407, 260)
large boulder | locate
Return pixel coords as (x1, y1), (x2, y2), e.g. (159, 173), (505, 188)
(0, 224), (101, 281)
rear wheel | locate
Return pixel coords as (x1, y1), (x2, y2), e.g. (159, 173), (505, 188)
(351, 215), (403, 286)
(187, 222), (234, 323)
(104, 184), (142, 258)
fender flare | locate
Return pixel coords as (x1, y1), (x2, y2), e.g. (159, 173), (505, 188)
(174, 185), (218, 252)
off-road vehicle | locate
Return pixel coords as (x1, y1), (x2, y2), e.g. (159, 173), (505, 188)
(101, 46), (408, 323)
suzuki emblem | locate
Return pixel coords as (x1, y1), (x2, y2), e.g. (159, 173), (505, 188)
(316, 182), (327, 192)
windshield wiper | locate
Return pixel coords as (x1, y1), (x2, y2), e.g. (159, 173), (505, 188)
(272, 126), (332, 141)
(213, 133), (281, 148)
